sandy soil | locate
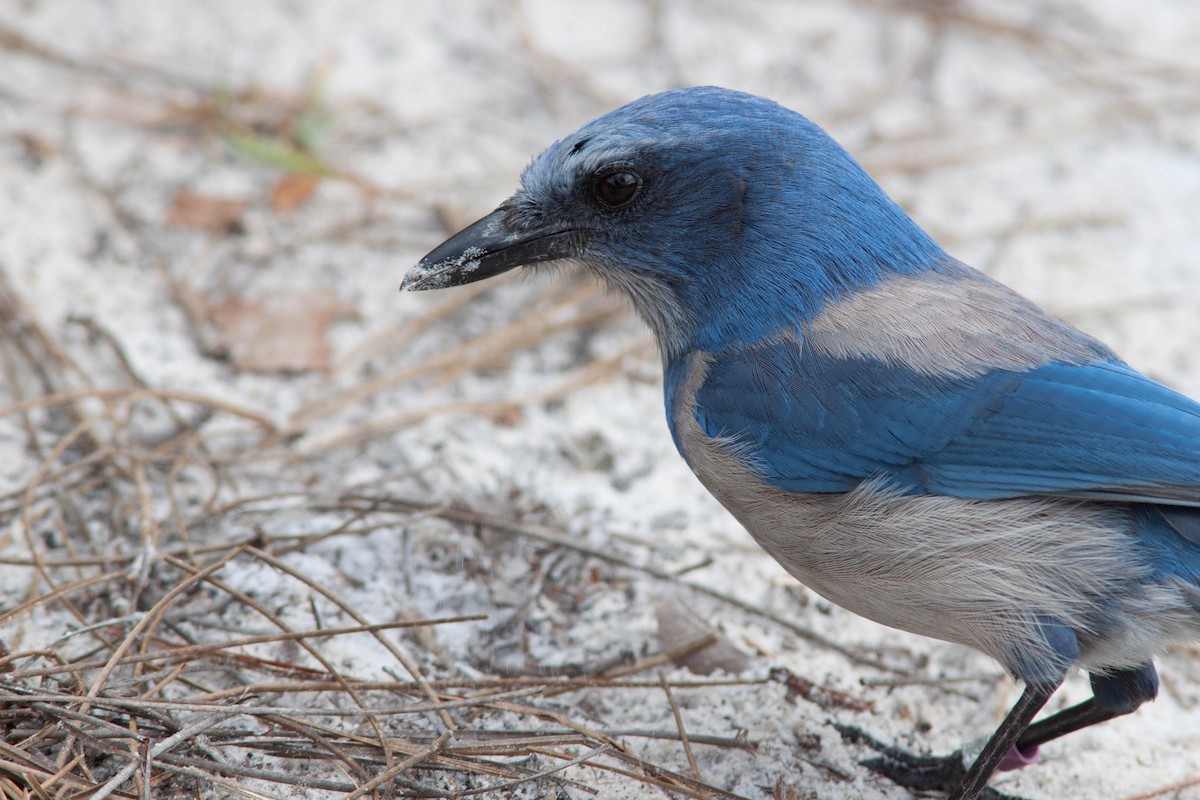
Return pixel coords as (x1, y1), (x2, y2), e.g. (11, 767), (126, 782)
(1, 1), (1198, 798)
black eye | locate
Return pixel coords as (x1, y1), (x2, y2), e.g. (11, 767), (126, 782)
(594, 170), (641, 208)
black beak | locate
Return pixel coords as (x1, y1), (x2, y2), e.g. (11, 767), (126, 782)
(402, 208), (580, 291)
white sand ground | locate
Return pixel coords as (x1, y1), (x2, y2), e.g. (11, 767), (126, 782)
(1, 1), (1199, 798)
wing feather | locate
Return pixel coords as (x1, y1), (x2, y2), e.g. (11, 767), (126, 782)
(693, 343), (1200, 506)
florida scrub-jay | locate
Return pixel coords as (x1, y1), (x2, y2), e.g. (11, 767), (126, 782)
(402, 87), (1200, 800)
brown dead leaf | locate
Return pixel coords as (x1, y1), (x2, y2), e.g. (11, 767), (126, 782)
(655, 597), (751, 676)
(270, 173), (319, 213)
(488, 406), (525, 427)
(17, 132), (57, 166)
(202, 290), (360, 373)
(166, 189), (246, 234)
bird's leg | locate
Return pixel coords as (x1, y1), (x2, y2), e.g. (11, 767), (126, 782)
(836, 680), (1058, 800)
(1016, 662), (1158, 750)
(839, 663), (1159, 798)
(949, 680), (1058, 800)
(1014, 698), (1109, 749)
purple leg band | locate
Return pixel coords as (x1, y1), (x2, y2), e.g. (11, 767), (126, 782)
(998, 742), (1040, 771)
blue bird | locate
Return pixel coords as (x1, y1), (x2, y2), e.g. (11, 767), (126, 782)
(403, 87), (1200, 800)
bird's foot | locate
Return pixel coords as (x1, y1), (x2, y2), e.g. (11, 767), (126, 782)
(834, 724), (1033, 800)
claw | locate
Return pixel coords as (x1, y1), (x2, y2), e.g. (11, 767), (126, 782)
(834, 724), (1034, 800)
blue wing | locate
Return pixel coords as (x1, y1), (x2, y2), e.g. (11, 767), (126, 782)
(689, 341), (1200, 508)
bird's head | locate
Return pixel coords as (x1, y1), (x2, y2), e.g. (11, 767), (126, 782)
(403, 87), (945, 359)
